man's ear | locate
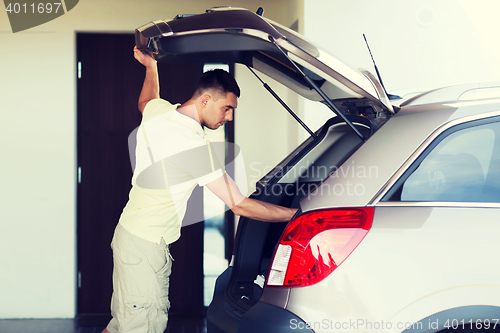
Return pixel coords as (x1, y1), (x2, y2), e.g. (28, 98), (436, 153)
(200, 93), (211, 108)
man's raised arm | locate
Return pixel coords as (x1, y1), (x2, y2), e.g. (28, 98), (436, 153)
(134, 46), (160, 114)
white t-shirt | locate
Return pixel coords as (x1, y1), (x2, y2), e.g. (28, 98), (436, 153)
(119, 99), (224, 244)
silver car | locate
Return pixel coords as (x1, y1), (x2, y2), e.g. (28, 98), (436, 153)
(136, 7), (500, 333)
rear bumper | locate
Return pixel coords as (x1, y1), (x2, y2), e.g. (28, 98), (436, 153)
(236, 301), (314, 333)
(207, 268), (313, 333)
(207, 267), (241, 333)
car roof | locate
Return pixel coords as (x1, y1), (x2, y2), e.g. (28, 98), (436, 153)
(399, 81), (500, 106)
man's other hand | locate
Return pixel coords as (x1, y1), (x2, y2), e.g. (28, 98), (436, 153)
(134, 46), (157, 68)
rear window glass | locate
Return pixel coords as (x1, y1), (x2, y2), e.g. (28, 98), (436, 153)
(278, 120), (371, 184)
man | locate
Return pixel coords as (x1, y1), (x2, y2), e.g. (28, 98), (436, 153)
(102, 47), (297, 333)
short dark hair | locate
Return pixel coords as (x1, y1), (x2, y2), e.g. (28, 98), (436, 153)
(193, 69), (240, 99)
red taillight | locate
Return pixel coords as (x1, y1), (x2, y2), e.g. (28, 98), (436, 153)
(266, 207), (374, 288)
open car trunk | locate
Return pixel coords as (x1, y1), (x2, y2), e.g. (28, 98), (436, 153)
(207, 114), (378, 332)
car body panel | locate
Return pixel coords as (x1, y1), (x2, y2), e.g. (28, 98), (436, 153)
(370, 106), (500, 207)
(300, 104), (456, 211)
(283, 206), (500, 332)
(301, 96), (500, 212)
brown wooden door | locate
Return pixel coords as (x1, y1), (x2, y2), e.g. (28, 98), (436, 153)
(76, 33), (205, 317)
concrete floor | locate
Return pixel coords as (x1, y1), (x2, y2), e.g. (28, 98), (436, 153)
(0, 314), (207, 333)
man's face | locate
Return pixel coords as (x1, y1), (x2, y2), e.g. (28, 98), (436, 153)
(201, 92), (237, 130)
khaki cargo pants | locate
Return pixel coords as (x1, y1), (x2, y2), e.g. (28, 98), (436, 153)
(106, 224), (173, 333)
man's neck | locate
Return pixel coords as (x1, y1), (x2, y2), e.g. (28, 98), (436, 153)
(177, 100), (201, 125)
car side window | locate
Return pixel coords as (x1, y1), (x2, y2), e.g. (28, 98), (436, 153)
(399, 120), (500, 203)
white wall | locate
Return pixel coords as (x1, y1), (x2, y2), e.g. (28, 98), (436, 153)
(303, 0), (500, 97)
(0, 0), (298, 319)
(300, 0), (500, 142)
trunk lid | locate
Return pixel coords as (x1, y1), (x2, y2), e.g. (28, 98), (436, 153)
(135, 7), (394, 115)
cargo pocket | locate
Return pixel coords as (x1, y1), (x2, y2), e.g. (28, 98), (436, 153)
(159, 296), (170, 313)
(149, 296), (170, 332)
(159, 296), (170, 322)
(122, 294), (152, 332)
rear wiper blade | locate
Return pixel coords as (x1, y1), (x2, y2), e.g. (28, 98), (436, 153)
(246, 65), (317, 138)
(269, 36), (366, 142)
